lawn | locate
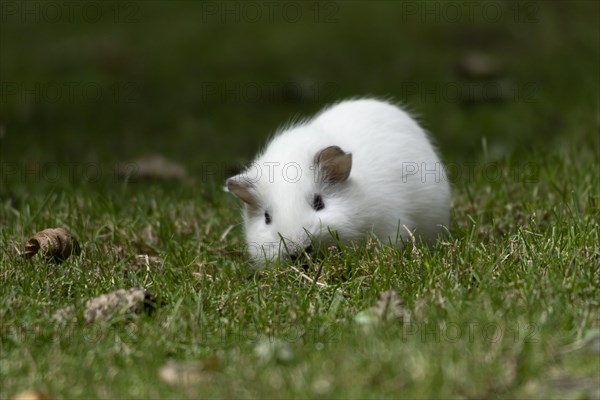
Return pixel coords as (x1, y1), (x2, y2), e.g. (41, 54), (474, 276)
(1, 1), (599, 398)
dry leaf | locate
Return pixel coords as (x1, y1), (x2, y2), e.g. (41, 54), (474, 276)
(12, 390), (53, 400)
(116, 155), (187, 181)
(374, 290), (407, 321)
(456, 52), (502, 80)
(50, 288), (159, 324)
(51, 305), (76, 325)
(355, 290), (409, 327)
(159, 358), (219, 386)
(124, 254), (162, 271)
(23, 228), (81, 262)
(84, 288), (158, 323)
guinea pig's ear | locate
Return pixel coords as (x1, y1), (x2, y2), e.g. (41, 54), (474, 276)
(314, 145), (352, 183)
(226, 176), (256, 206)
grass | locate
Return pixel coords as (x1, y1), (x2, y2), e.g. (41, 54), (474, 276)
(4, 146), (598, 398)
(1, 1), (599, 399)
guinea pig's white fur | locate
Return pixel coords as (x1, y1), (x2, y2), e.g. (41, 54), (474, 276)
(227, 98), (450, 266)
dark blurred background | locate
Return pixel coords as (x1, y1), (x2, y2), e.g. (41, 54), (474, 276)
(0, 0), (598, 190)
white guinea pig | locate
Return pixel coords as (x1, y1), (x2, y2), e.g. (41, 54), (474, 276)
(226, 98), (451, 266)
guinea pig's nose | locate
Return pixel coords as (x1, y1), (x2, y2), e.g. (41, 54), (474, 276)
(289, 245), (313, 261)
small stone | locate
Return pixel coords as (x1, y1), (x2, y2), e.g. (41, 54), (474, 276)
(159, 358), (219, 386)
(312, 377), (332, 395)
(254, 338), (294, 364)
(354, 308), (380, 327)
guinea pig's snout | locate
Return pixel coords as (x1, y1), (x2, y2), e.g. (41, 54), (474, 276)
(289, 244), (313, 262)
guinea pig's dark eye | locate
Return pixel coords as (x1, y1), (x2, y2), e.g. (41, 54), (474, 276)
(264, 211), (272, 225)
(312, 194), (325, 211)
